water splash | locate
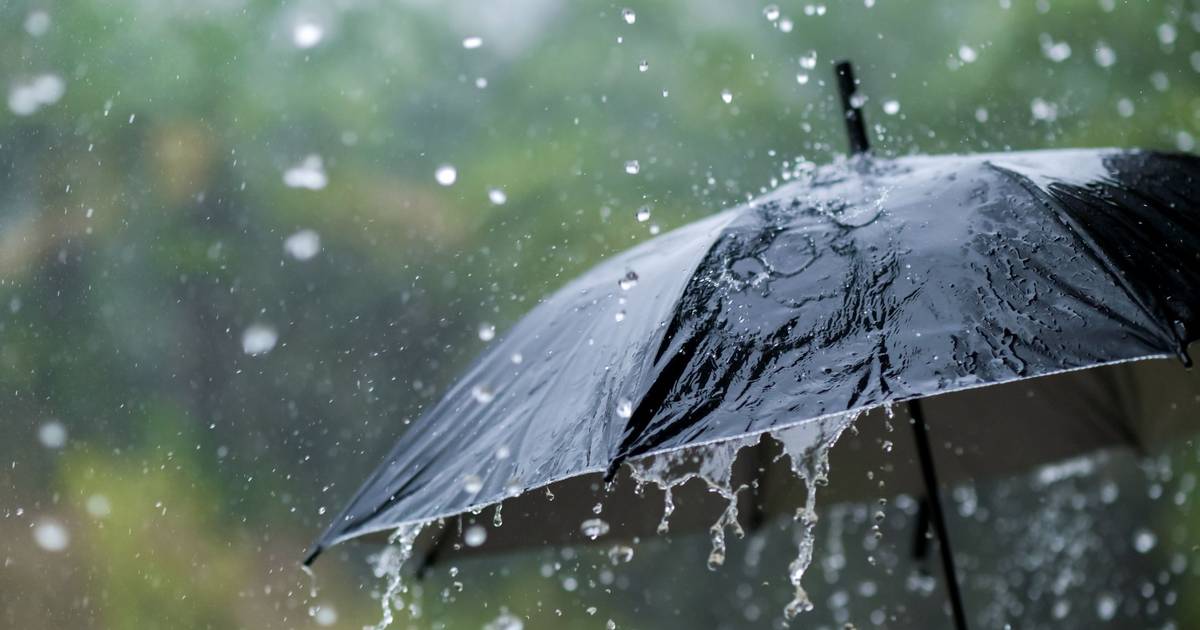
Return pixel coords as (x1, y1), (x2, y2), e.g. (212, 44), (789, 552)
(368, 523), (425, 629)
(772, 411), (859, 620)
(627, 435), (754, 568)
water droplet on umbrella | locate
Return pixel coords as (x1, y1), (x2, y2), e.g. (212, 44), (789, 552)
(284, 229), (321, 260)
(471, 385), (495, 404)
(283, 155), (327, 190)
(616, 398), (633, 418)
(720, 89), (733, 104)
(462, 474), (483, 494)
(478, 322), (496, 341)
(462, 36), (483, 49)
(621, 8), (636, 24)
(435, 164), (457, 186)
(618, 270), (639, 290)
(242, 324), (278, 356)
(580, 518), (610, 540)
(488, 188), (507, 205)
(763, 4), (781, 21)
(495, 445), (511, 459)
(624, 159), (640, 174)
(510, 352), (523, 364)
(464, 525), (487, 547)
(614, 310), (626, 323)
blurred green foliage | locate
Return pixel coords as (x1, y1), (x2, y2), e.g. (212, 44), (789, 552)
(0, 0), (1197, 627)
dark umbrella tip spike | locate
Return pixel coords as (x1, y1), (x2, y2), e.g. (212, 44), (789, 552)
(301, 543), (323, 567)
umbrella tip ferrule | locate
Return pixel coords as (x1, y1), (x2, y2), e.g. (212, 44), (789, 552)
(833, 60), (870, 156)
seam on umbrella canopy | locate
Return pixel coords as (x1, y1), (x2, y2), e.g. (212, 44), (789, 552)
(313, 351), (1173, 553)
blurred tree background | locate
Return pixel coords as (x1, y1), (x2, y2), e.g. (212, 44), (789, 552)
(0, 0), (1197, 628)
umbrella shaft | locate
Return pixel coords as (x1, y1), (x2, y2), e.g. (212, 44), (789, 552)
(909, 399), (970, 630)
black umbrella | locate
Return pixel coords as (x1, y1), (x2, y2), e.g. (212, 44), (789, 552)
(306, 62), (1200, 628)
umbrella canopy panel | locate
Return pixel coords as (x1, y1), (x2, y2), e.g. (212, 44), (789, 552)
(308, 148), (1200, 560)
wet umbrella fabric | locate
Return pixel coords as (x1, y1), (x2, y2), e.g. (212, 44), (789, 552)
(307, 146), (1200, 563)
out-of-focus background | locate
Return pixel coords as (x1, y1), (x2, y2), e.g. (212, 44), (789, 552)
(1, 0), (1198, 628)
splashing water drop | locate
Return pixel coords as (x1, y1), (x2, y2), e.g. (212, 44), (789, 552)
(435, 164), (457, 186)
(773, 412), (859, 620)
(580, 518), (610, 540)
(369, 523), (424, 629)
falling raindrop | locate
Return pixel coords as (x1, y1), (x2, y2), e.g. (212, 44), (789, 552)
(882, 99), (900, 115)
(638, 60), (649, 72)
(616, 398), (634, 418)
(635, 206), (651, 222)
(283, 155), (327, 190)
(1133, 528), (1157, 553)
(1039, 34), (1071, 62)
(799, 51), (818, 69)
(284, 229), (321, 260)
(462, 36), (483, 49)
(624, 159), (641, 174)
(580, 518), (610, 540)
(38, 421), (67, 449)
(24, 10), (50, 37)
(796, 73), (810, 85)
(241, 324), (278, 356)
(33, 519), (69, 552)
(8, 74), (65, 116)
(621, 8), (636, 24)
(85, 494), (112, 518)
(310, 604), (338, 626)
(478, 322), (496, 341)
(763, 4), (781, 21)
(435, 164), (458, 186)
(608, 545), (634, 564)
(464, 525), (488, 547)
(958, 44), (978, 63)
(292, 22), (324, 48)
(1093, 41), (1117, 68)
(720, 89), (733, 104)
(488, 188), (507, 205)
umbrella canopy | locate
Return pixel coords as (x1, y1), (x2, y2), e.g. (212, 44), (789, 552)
(308, 144), (1200, 561)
